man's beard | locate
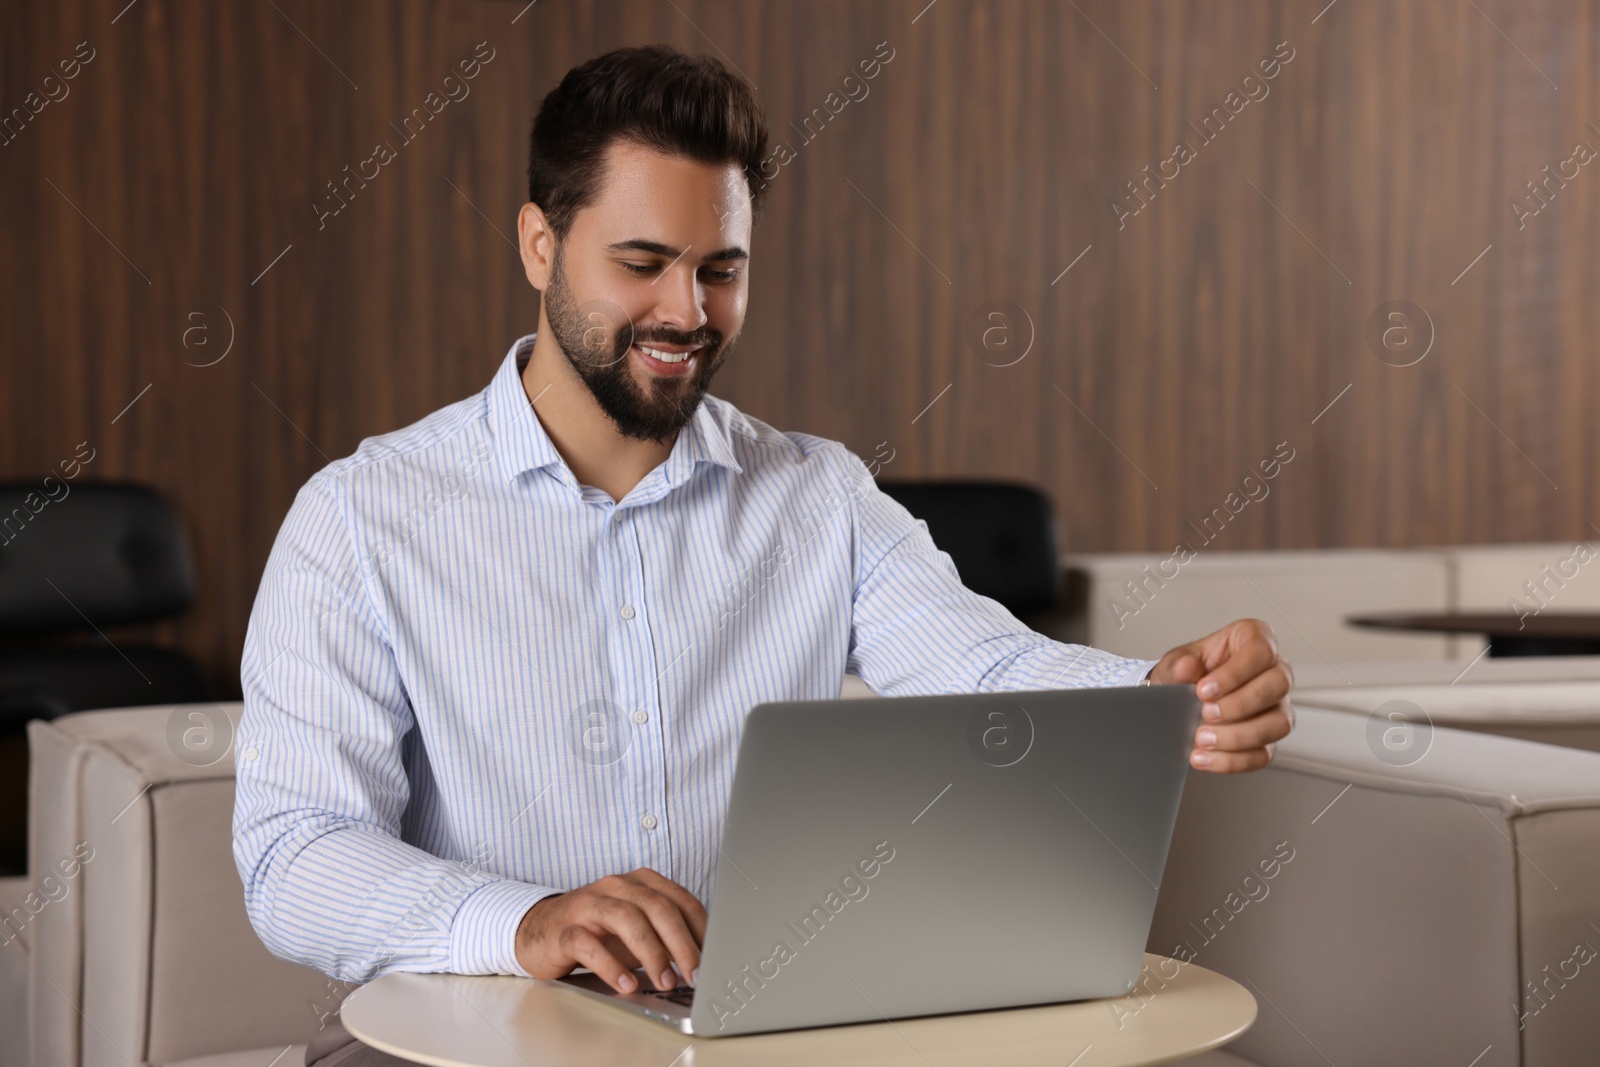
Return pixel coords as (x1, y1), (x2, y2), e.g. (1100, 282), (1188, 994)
(542, 249), (736, 444)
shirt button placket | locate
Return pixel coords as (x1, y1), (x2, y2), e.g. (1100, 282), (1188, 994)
(611, 508), (662, 857)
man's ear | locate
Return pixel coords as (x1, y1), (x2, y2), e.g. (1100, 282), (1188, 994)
(517, 203), (556, 293)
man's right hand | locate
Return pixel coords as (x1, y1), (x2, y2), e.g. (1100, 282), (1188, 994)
(514, 868), (707, 994)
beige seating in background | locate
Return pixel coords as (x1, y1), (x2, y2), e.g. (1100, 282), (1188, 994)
(1060, 541), (1600, 669)
(839, 673), (878, 699)
(1061, 548), (1460, 664)
(1450, 542), (1600, 613)
(18, 704), (328, 1067)
(1149, 705), (1600, 1067)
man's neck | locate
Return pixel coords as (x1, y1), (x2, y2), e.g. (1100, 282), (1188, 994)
(520, 329), (676, 503)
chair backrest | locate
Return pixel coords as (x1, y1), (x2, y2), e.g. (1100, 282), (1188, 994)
(1061, 548), (1457, 662)
(876, 480), (1060, 615)
(0, 481), (193, 634)
(1449, 542), (1600, 612)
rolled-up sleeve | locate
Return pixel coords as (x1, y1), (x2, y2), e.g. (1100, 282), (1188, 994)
(838, 450), (1157, 696)
(232, 473), (559, 983)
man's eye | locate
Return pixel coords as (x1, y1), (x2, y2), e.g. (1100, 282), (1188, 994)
(622, 261), (739, 282)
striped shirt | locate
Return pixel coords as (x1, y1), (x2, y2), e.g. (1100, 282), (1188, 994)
(232, 333), (1156, 983)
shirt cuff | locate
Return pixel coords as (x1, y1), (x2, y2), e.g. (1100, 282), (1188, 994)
(1120, 658), (1161, 686)
(449, 877), (563, 977)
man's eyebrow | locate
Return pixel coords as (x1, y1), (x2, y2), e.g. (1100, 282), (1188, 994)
(605, 239), (749, 262)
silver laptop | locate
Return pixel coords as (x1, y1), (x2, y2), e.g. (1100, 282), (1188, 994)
(557, 684), (1201, 1036)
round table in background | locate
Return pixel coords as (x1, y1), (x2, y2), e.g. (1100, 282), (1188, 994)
(1348, 611), (1600, 657)
(342, 952), (1255, 1067)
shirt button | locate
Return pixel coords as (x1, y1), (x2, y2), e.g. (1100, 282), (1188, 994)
(641, 814), (658, 830)
(632, 709), (648, 724)
(620, 604), (636, 620)
(245, 747), (259, 761)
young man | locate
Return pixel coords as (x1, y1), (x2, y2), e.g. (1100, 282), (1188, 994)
(235, 44), (1293, 1066)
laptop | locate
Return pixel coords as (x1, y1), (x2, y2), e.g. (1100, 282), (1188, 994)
(556, 684), (1201, 1036)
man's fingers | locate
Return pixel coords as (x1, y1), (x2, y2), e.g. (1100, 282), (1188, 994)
(1209, 663), (1293, 724)
(1197, 703), (1293, 753)
(557, 925), (638, 993)
(1192, 744), (1275, 774)
(611, 878), (702, 989)
(590, 897), (677, 991)
(1161, 648), (1206, 684)
(516, 870), (709, 992)
(629, 868), (709, 944)
(1195, 621), (1279, 700)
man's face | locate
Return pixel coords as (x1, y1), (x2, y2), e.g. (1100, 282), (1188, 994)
(541, 140), (752, 444)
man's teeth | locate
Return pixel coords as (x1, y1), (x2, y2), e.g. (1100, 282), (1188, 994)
(638, 344), (696, 364)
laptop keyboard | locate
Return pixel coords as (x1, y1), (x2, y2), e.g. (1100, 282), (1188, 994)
(646, 984), (696, 1006)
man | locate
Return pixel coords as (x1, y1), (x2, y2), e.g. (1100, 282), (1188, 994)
(235, 44), (1294, 1066)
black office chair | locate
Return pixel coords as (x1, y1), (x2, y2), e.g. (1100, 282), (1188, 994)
(875, 479), (1063, 619)
(0, 481), (212, 873)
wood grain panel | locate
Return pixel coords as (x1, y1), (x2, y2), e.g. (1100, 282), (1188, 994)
(2, 0), (1596, 695)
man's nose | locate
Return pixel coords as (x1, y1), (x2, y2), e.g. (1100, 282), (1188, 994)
(650, 264), (709, 335)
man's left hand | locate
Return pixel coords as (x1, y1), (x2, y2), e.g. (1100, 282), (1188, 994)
(1147, 618), (1294, 774)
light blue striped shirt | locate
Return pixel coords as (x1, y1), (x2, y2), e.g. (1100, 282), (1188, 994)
(232, 333), (1156, 984)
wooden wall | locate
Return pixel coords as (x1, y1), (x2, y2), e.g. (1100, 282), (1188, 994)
(2, 0), (1596, 695)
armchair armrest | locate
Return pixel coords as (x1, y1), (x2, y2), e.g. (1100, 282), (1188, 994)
(1149, 705), (1600, 1067)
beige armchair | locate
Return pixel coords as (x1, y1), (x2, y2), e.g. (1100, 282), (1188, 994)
(1149, 704), (1600, 1066)
(13, 704), (328, 1067)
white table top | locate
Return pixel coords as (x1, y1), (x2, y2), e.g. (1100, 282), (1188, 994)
(342, 953), (1256, 1067)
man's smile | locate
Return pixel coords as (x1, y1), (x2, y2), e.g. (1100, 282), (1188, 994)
(632, 340), (706, 377)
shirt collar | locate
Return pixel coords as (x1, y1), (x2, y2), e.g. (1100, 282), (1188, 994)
(486, 333), (745, 491)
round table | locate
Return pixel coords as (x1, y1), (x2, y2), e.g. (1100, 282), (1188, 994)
(341, 952), (1256, 1067)
(1348, 611), (1600, 657)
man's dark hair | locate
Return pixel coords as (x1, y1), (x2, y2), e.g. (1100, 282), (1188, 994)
(528, 44), (769, 238)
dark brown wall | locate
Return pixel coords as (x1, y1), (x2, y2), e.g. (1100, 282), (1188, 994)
(3, 0), (1596, 695)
